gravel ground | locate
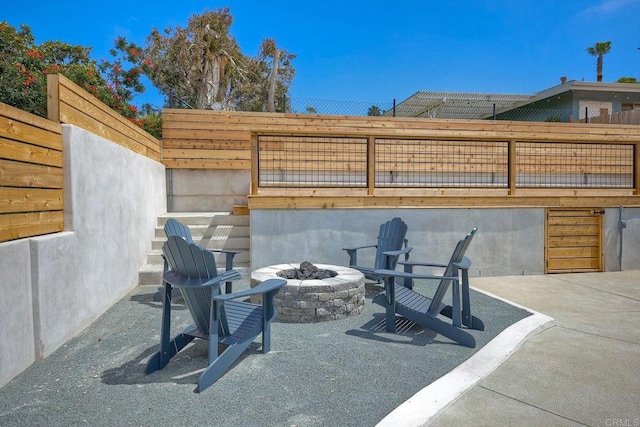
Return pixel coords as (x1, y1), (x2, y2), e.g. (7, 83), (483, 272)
(0, 280), (530, 427)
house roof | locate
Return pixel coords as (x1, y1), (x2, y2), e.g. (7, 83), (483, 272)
(488, 80), (640, 118)
(391, 91), (533, 119)
(534, 80), (640, 100)
(394, 82), (640, 120)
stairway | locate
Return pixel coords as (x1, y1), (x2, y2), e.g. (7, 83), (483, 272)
(138, 212), (250, 286)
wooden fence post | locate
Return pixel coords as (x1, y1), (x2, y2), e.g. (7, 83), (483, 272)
(251, 133), (259, 195)
(367, 135), (375, 196)
(509, 139), (517, 195)
(47, 74), (60, 123)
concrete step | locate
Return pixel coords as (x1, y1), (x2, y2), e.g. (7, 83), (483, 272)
(138, 211), (251, 287)
(150, 236), (249, 251)
(153, 224), (249, 238)
(157, 212), (249, 226)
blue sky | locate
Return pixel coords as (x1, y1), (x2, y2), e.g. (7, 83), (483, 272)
(4, 0), (640, 109)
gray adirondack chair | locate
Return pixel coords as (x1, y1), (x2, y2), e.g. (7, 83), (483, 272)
(164, 218), (240, 293)
(146, 235), (286, 392)
(343, 217), (412, 283)
(372, 228), (484, 348)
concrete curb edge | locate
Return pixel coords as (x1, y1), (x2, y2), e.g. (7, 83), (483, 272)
(375, 288), (556, 427)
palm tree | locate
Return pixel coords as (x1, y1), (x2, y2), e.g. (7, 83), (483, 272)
(586, 41), (612, 82)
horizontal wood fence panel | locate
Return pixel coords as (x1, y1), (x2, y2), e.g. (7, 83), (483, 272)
(49, 74), (161, 162)
(163, 148), (251, 160)
(163, 159), (250, 169)
(0, 159), (64, 189)
(0, 188), (63, 212)
(163, 109), (640, 173)
(0, 103), (62, 150)
(0, 211), (64, 241)
(375, 162), (508, 173)
(165, 110), (640, 207)
(548, 224), (600, 235)
(546, 208), (602, 273)
(547, 235), (601, 247)
(547, 246), (600, 258)
(1, 101), (64, 242)
(164, 109), (639, 138)
(162, 138), (252, 150)
(548, 215), (603, 225)
(547, 257), (601, 271)
(162, 128), (251, 141)
(0, 137), (63, 167)
(262, 163), (367, 172)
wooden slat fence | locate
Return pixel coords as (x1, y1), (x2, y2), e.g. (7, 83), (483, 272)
(162, 109), (640, 205)
(583, 109), (640, 125)
(48, 74), (161, 162)
(0, 102), (64, 241)
(162, 109), (251, 169)
(1, 74), (162, 242)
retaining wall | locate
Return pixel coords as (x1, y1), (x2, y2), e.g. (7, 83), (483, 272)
(0, 125), (166, 388)
(250, 207), (640, 275)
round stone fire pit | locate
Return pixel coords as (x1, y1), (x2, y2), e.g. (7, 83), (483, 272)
(250, 262), (365, 323)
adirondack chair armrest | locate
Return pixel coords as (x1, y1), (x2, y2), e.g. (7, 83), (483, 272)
(374, 269), (458, 282)
(398, 260), (448, 268)
(213, 278), (287, 302)
(343, 244), (377, 251)
(343, 244), (377, 266)
(208, 249), (241, 271)
(163, 269), (242, 289)
(380, 246), (413, 269)
(382, 246), (412, 258)
(453, 256), (472, 270)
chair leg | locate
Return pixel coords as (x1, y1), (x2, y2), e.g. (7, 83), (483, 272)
(459, 269), (485, 331)
(146, 283), (196, 373)
(197, 339), (253, 392)
(422, 316), (476, 348)
(146, 333), (195, 374)
(262, 322), (271, 353)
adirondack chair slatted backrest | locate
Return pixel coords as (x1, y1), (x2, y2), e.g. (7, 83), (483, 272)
(163, 236), (219, 335)
(374, 218), (408, 270)
(428, 228), (477, 315)
(164, 218), (194, 244)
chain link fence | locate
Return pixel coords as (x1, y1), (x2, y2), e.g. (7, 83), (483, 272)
(284, 96), (578, 122)
(169, 91), (640, 124)
(283, 96), (640, 124)
(286, 97), (395, 116)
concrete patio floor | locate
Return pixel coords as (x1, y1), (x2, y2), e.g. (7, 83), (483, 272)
(0, 271), (637, 426)
(431, 270), (640, 427)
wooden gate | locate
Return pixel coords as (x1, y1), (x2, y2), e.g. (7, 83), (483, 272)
(546, 208), (604, 273)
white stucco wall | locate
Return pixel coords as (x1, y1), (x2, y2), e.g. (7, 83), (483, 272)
(252, 207), (640, 277)
(605, 207), (640, 271)
(168, 169), (250, 212)
(0, 125), (166, 388)
(0, 240), (34, 388)
(250, 208), (546, 277)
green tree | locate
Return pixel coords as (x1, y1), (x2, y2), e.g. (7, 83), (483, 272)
(586, 41), (612, 82)
(232, 39), (294, 113)
(0, 22), (161, 138)
(144, 8), (245, 110)
(367, 105), (381, 116)
(261, 38), (296, 112)
(617, 77), (639, 84)
(0, 22), (103, 117)
(142, 8), (295, 112)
